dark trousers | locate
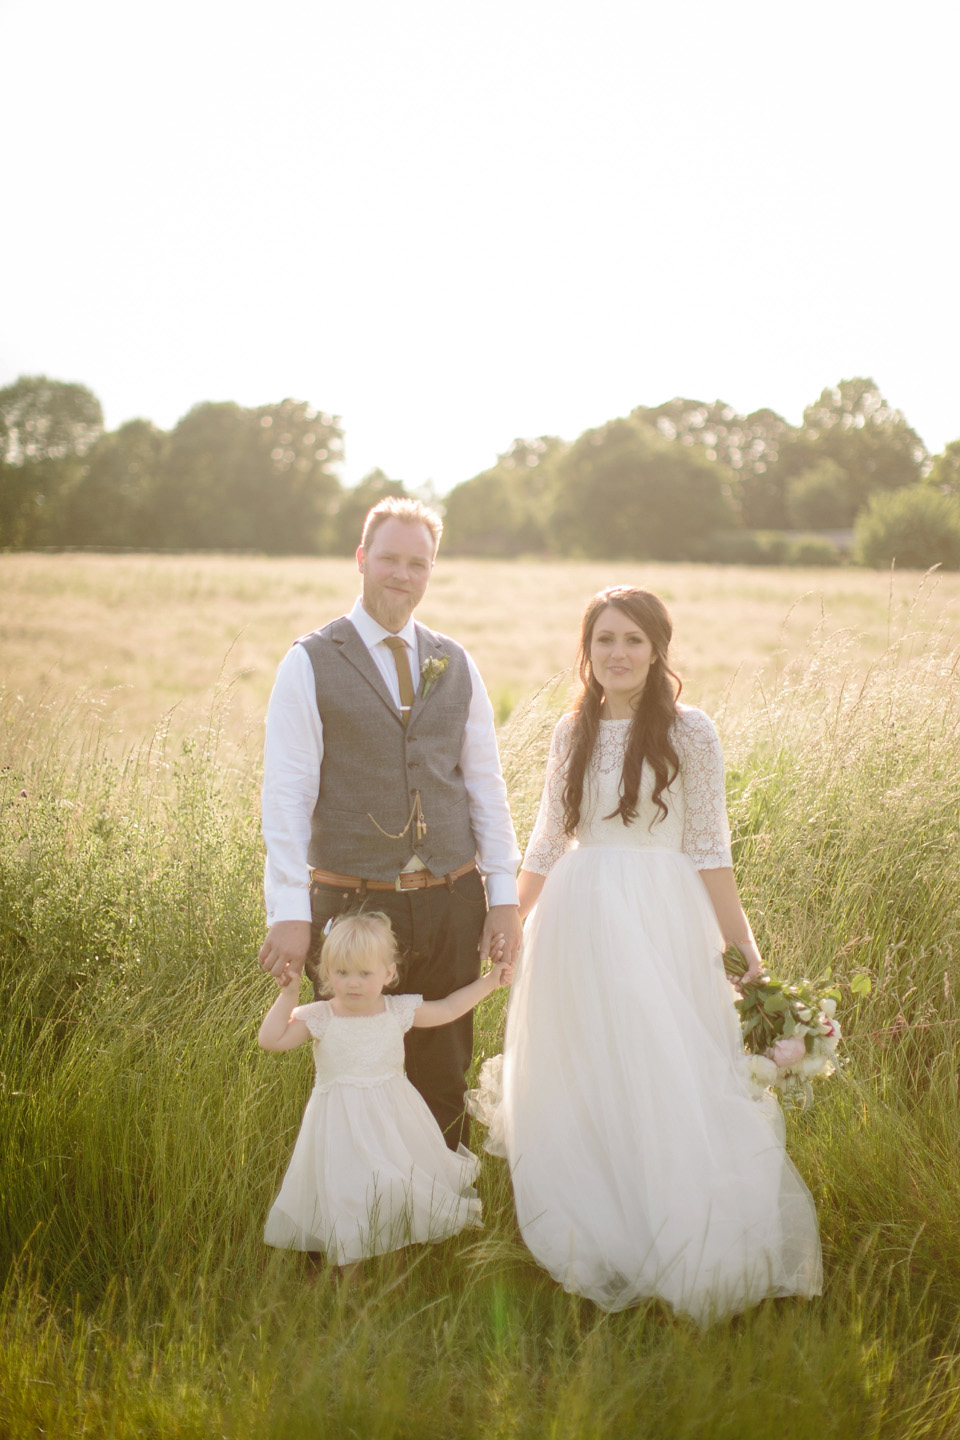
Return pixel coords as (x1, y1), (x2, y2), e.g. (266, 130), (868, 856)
(308, 868), (487, 1149)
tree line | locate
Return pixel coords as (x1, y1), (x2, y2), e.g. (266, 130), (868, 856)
(2, 374), (959, 566)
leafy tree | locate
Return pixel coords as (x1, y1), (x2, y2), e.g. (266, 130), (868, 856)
(151, 399), (343, 552)
(496, 437), (562, 475)
(149, 402), (245, 548)
(443, 437), (562, 555)
(0, 376), (103, 547)
(735, 412), (809, 529)
(59, 420), (169, 546)
(638, 383), (929, 533)
(855, 485), (960, 570)
(551, 416), (736, 559)
(443, 472), (544, 556)
(785, 459), (852, 530)
(928, 439), (960, 498)
(331, 469), (408, 555)
(785, 535), (842, 567)
(800, 379), (926, 519)
(249, 399), (343, 552)
(0, 375), (103, 464)
(709, 530), (789, 565)
(635, 399), (789, 476)
(635, 398), (797, 529)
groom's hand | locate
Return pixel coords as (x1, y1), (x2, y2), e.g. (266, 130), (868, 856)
(259, 920), (312, 980)
(480, 905), (522, 968)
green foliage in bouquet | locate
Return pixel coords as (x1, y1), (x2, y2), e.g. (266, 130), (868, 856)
(723, 945), (843, 1108)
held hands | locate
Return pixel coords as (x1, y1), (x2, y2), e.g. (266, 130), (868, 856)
(485, 958), (516, 988)
(484, 930), (516, 988)
(258, 920), (312, 981)
(479, 905), (522, 968)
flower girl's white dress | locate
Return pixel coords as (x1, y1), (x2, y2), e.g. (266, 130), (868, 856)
(470, 708), (822, 1322)
(265, 993), (482, 1264)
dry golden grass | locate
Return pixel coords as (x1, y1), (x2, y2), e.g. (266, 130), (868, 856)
(3, 552), (960, 742)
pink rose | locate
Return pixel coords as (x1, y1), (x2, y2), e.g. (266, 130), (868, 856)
(769, 1035), (807, 1069)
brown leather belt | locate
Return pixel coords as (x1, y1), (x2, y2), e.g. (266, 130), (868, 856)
(310, 860), (477, 892)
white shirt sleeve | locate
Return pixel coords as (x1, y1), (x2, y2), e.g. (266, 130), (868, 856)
(262, 644), (323, 925)
(459, 651), (521, 907)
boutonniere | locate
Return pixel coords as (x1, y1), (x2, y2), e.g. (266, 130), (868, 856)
(420, 653), (449, 697)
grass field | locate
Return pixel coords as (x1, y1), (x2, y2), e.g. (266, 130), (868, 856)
(3, 554), (960, 1437)
(4, 552), (960, 738)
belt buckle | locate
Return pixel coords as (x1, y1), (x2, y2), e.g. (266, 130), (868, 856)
(394, 874), (403, 892)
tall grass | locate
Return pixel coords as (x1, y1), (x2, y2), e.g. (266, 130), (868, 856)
(3, 619), (960, 1437)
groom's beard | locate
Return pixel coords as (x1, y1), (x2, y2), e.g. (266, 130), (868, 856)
(362, 584), (420, 634)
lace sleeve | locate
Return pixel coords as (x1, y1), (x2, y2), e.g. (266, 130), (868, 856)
(522, 715), (577, 876)
(676, 708), (733, 870)
(292, 1000), (331, 1040)
(387, 993), (422, 1033)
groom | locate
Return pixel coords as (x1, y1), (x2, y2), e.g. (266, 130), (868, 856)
(258, 497), (522, 1147)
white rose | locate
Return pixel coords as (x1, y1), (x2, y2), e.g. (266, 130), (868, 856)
(748, 1055), (779, 1086)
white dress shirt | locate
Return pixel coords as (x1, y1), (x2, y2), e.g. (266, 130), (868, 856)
(263, 598), (521, 924)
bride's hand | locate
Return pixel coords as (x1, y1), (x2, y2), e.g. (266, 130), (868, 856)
(736, 940), (765, 986)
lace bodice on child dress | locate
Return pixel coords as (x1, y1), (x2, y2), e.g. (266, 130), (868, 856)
(293, 993), (421, 1092)
(523, 706), (733, 874)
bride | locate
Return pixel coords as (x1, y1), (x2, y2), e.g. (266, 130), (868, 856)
(474, 586), (822, 1322)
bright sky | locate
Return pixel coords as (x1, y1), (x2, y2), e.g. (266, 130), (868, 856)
(1, 0), (958, 493)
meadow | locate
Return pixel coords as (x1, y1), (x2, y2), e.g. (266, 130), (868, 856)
(5, 551), (960, 737)
(2, 554), (960, 1438)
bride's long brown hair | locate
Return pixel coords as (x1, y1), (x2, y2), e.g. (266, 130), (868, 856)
(561, 587), (682, 835)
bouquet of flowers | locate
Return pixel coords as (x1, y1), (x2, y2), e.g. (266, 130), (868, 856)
(723, 946), (842, 1109)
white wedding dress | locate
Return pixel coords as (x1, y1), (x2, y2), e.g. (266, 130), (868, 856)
(470, 707), (822, 1323)
(265, 994), (482, 1264)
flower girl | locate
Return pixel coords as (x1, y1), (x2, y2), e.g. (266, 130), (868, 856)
(259, 911), (512, 1267)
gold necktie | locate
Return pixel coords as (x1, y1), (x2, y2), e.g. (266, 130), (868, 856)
(383, 636), (415, 726)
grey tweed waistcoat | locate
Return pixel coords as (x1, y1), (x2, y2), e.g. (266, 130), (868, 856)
(297, 617), (478, 880)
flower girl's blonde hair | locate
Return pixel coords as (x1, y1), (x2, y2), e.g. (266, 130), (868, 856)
(317, 912), (399, 996)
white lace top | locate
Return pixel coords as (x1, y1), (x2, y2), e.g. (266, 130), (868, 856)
(523, 706), (733, 875)
(291, 993), (422, 1092)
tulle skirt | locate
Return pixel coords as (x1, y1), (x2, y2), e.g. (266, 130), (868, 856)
(265, 1074), (482, 1265)
(470, 845), (822, 1323)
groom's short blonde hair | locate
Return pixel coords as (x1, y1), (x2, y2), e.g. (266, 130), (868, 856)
(361, 497), (443, 553)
